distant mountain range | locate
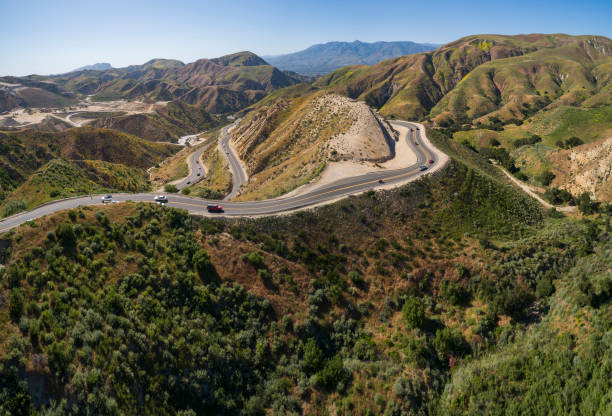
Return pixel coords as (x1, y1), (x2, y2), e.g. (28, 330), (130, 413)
(264, 40), (439, 75)
(69, 63), (113, 73)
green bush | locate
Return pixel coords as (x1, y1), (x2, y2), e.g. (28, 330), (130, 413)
(402, 296), (426, 329)
(316, 356), (349, 390)
(9, 288), (24, 322)
(303, 338), (324, 374)
(244, 251), (265, 268)
(537, 170), (555, 186)
(164, 184), (179, 193)
(2, 199), (27, 217)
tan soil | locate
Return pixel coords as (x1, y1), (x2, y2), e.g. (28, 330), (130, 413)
(548, 136), (612, 201)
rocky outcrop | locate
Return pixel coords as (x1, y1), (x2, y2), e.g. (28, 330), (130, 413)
(549, 137), (612, 201)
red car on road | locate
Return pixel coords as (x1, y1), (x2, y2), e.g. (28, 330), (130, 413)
(206, 203), (223, 212)
(429, 159), (434, 164)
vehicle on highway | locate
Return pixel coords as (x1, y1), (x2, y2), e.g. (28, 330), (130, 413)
(378, 179), (384, 184)
(206, 203), (223, 212)
(101, 195), (113, 203)
(197, 173), (201, 176)
(429, 159), (434, 164)
(154, 195), (168, 203)
(419, 165), (428, 171)
(187, 181), (191, 184)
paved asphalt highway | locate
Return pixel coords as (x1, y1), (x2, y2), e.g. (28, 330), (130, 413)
(174, 143), (209, 190)
(0, 121), (443, 233)
(219, 120), (247, 200)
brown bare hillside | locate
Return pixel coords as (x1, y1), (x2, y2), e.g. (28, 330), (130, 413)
(231, 93), (394, 199)
(548, 136), (612, 201)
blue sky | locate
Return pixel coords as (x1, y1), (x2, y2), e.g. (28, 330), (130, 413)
(1, 0), (610, 75)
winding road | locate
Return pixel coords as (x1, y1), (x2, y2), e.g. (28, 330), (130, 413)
(173, 144), (209, 190)
(0, 121), (446, 233)
(219, 121), (247, 200)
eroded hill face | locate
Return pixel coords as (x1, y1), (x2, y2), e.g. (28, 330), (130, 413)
(316, 34), (612, 126)
(231, 93), (394, 199)
(548, 136), (612, 201)
(90, 101), (221, 142)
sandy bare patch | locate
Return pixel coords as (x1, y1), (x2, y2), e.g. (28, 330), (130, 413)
(282, 121), (418, 198)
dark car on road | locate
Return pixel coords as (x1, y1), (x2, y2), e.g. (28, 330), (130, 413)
(206, 203), (223, 212)
(419, 165), (428, 171)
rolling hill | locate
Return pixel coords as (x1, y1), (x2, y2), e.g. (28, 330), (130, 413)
(0, 127), (179, 214)
(89, 100), (222, 142)
(264, 40), (439, 75)
(18, 52), (302, 114)
(316, 34), (612, 125)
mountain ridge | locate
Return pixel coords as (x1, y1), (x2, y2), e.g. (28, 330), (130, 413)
(264, 40), (439, 75)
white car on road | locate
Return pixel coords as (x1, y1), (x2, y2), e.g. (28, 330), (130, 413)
(101, 195), (113, 203)
(154, 195), (168, 203)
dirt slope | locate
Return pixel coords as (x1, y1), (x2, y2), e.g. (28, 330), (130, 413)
(549, 136), (612, 201)
(230, 93), (394, 199)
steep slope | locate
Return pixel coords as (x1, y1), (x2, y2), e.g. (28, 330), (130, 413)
(264, 40), (438, 75)
(0, 127), (178, 193)
(316, 34), (612, 124)
(548, 136), (612, 201)
(0, 80), (76, 111)
(1, 159), (151, 214)
(0, 152), (608, 414)
(231, 92), (394, 199)
(90, 101), (221, 141)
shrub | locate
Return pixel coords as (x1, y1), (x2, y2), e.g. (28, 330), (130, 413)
(537, 170), (555, 186)
(348, 270), (364, 285)
(432, 327), (468, 365)
(441, 280), (470, 306)
(353, 337), (377, 361)
(258, 269), (273, 286)
(544, 187), (574, 205)
(181, 188), (191, 195)
(316, 356), (349, 390)
(9, 288), (24, 322)
(577, 192), (598, 215)
(2, 199), (27, 217)
(303, 338), (324, 374)
(164, 184), (179, 193)
(514, 171), (529, 182)
(402, 296), (426, 329)
(55, 223), (76, 252)
(244, 251), (264, 268)
(564, 136), (584, 148)
(193, 249), (213, 279)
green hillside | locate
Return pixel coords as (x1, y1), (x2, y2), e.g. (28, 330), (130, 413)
(0, 148), (609, 414)
(315, 34), (612, 124)
(0, 128), (179, 215)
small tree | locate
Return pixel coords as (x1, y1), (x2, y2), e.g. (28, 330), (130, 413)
(402, 296), (426, 329)
(164, 184), (179, 193)
(303, 338), (323, 374)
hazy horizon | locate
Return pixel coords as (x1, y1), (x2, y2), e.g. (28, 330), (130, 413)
(1, 0), (611, 76)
